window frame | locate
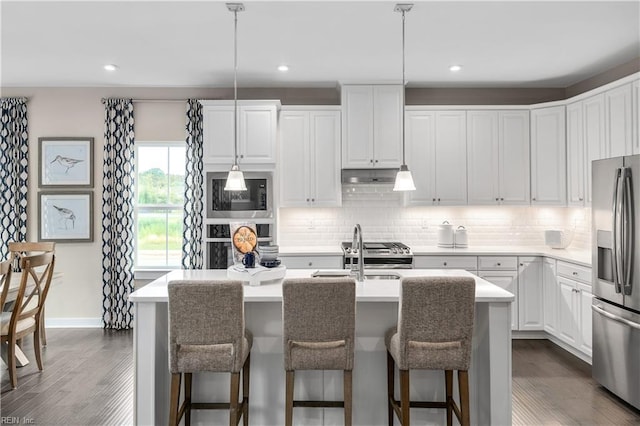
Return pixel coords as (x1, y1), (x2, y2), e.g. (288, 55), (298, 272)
(134, 140), (186, 270)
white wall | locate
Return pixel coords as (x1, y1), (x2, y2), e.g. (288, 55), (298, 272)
(0, 87), (201, 325)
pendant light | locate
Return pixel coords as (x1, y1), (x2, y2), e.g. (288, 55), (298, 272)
(393, 3), (416, 192)
(224, 3), (247, 191)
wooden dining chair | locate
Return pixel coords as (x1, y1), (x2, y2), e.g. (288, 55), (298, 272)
(0, 259), (13, 326)
(0, 252), (55, 388)
(8, 242), (55, 345)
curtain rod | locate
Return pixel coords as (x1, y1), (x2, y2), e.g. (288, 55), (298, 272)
(100, 98), (188, 103)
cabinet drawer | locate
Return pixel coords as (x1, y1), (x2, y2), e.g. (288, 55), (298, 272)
(557, 261), (592, 284)
(414, 256), (477, 271)
(478, 256), (518, 271)
(279, 255), (342, 270)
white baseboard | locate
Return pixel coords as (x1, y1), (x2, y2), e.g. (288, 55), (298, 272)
(46, 317), (103, 328)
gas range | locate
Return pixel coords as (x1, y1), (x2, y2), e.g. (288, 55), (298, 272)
(341, 242), (413, 269)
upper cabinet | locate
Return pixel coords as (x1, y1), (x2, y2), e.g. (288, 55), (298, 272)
(279, 108), (342, 207)
(467, 110), (530, 205)
(605, 82), (634, 158)
(341, 84), (403, 168)
(530, 105), (567, 206)
(405, 110), (467, 206)
(200, 100), (280, 165)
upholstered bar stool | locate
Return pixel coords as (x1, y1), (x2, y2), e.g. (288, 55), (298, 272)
(385, 276), (476, 426)
(167, 280), (252, 426)
(282, 277), (356, 426)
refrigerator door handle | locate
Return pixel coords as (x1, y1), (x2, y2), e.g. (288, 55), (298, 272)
(612, 168), (622, 293)
(592, 304), (640, 330)
(622, 167), (634, 296)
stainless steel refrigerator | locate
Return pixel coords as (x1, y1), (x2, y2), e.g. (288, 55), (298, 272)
(592, 154), (639, 410)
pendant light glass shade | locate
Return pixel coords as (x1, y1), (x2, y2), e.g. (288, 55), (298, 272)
(393, 3), (416, 192)
(393, 164), (416, 191)
(224, 3), (247, 191)
(224, 164), (247, 191)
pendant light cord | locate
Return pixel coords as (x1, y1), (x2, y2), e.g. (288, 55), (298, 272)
(233, 8), (239, 167)
(401, 8), (406, 166)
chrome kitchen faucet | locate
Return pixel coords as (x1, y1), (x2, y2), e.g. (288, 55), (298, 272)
(351, 224), (364, 281)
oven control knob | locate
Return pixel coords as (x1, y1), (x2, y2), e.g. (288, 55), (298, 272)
(345, 248), (351, 254)
(405, 248), (410, 254)
(392, 248), (398, 253)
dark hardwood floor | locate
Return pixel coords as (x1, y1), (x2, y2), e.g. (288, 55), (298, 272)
(1, 332), (639, 425)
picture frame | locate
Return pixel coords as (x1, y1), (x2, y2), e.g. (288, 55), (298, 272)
(38, 192), (93, 242)
(39, 137), (94, 188)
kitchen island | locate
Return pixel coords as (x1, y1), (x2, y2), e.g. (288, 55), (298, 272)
(130, 268), (514, 426)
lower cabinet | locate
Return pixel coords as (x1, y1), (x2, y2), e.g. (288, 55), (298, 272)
(542, 258), (558, 335)
(518, 257), (544, 331)
(478, 270), (519, 331)
(555, 261), (593, 357)
(279, 255), (342, 270)
(477, 256), (519, 331)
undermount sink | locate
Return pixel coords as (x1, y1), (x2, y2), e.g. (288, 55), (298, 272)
(311, 270), (401, 280)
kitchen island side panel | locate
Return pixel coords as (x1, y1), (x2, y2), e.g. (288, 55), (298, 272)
(132, 296), (512, 425)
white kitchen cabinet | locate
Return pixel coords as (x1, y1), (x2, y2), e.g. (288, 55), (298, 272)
(201, 100), (280, 165)
(542, 258), (558, 336)
(518, 257), (544, 331)
(341, 85), (402, 168)
(556, 261), (593, 356)
(605, 82), (634, 157)
(467, 110), (530, 205)
(530, 105), (567, 205)
(584, 94), (606, 204)
(279, 108), (341, 207)
(405, 110), (467, 206)
(566, 101), (585, 206)
(478, 256), (518, 330)
(279, 255), (343, 270)
(479, 270), (519, 331)
(567, 94), (606, 206)
(414, 255), (477, 271)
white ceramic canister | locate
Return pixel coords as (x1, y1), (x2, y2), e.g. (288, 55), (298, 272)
(437, 221), (454, 248)
(454, 226), (468, 248)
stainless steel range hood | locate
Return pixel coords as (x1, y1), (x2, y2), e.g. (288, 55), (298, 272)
(341, 168), (398, 184)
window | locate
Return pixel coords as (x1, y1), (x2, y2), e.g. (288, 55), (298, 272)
(135, 142), (186, 268)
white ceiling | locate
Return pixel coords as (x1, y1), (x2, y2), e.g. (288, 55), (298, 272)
(1, 1), (639, 89)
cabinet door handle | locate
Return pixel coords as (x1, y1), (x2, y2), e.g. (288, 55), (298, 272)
(311, 198), (315, 202)
(437, 198), (441, 202)
(306, 198), (310, 202)
(432, 198), (436, 202)
(572, 271), (578, 276)
(532, 197), (536, 201)
(579, 197), (584, 201)
(370, 159), (374, 163)
(495, 197), (499, 201)
(497, 263), (501, 266)
(443, 262), (447, 266)
(375, 159), (379, 163)
(501, 198), (504, 201)
(520, 263), (524, 266)
(308, 262), (313, 266)
(240, 154), (244, 159)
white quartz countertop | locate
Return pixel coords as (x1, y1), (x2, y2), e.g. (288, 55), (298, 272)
(130, 268), (514, 304)
(278, 245), (591, 267)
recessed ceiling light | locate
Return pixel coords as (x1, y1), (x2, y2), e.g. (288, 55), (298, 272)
(277, 65), (289, 72)
(104, 64), (118, 72)
(449, 65), (462, 72)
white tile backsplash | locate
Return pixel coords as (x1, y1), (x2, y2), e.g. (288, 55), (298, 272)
(278, 188), (592, 250)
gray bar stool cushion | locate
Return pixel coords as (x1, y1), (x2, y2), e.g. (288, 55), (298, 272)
(385, 276), (475, 371)
(283, 277), (356, 371)
(168, 280), (252, 374)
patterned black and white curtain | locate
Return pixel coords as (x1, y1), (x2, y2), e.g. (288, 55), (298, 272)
(0, 98), (28, 261)
(102, 98), (135, 330)
(182, 99), (204, 269)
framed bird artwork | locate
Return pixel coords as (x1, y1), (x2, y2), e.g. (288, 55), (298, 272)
(39, 137), (94, 188)
(38, 192), (93, 242)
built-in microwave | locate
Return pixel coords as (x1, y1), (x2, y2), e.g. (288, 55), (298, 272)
(206, 171), (273, 219)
